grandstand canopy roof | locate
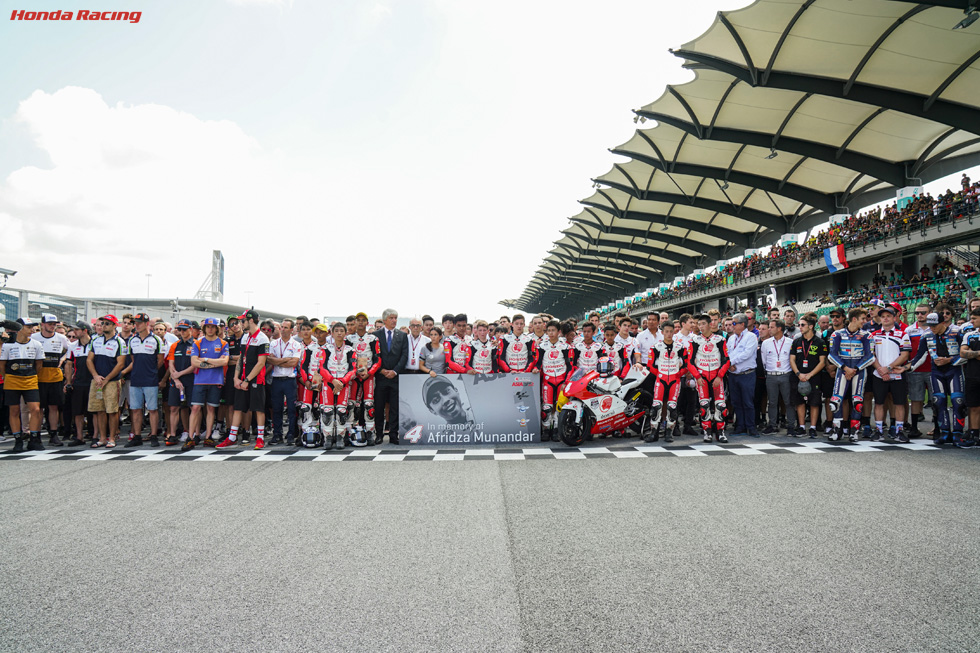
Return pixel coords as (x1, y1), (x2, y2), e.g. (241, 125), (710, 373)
(511, 0), (980, 316)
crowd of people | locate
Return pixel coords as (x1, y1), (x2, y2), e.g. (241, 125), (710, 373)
(620, 175), (980, 310)
(3, 292), (980, 451)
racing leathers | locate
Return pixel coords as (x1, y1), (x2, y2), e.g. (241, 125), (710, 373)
(538, 338), (575, 436)
(497, 333), (538, 373)
(598, 340), (631, 379)
(468, 338), (497, 374)
(297, 341), (325, 441)
(911, 324), (965, 442)
(573, 340), (603, 374)
(318, 341), (356, 449)
(647, 340), (698, 440)
(827, 326), (875, 440)
(689, 333), (730, 438)
(346, 332), (382, 444)
(444, 334), (472, 373)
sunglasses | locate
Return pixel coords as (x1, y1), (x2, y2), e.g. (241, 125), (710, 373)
(915, 311), (927, 315)
(261, 327), (273, 332)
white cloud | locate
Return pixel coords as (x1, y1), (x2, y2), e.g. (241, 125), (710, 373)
(225, 0), (293, 6)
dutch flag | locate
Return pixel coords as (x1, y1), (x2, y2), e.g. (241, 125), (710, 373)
(824, 244), (848, 273)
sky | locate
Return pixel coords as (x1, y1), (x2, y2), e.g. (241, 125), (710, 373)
(1, 0), (976, 321)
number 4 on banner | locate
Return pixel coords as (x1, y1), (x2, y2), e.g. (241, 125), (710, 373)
(405, 424), (424, 444)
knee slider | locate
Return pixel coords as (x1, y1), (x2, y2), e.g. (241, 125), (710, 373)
(952, 393), (966, 409)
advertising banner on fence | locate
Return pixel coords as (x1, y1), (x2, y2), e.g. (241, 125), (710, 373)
(398, 373), (541, 445)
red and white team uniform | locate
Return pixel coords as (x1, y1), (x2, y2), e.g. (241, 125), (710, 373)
(468, 338), (497, 374)
(346, 331), (382, 439)
(648, 340), (698, 434)
(497, 333), (538, 373)
(688, 333), (731, 437)
(444, 334), (472, 373)
(538, 338), (575, 432)
(318, 340), (357, 445)
(598, 340), (631, 379)
(573, 340), (603, 374)
(296, 341), (326, 437)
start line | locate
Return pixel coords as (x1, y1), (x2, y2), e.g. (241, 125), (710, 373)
(0, 440), (941, 463)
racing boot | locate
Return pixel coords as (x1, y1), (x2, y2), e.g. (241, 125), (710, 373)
(27, 433), (45, 451)
(702, 429), (712, 443)
(828, 426), (842, 442)
(933, 431), (950, 446)
(848, 429), (860, 444)
(644, 421), (660, 443)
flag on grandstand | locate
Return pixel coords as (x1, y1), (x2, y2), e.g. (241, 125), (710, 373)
(823, 245), (849, 273)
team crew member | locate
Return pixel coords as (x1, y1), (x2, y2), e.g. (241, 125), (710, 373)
(905, 304), (932, 436)
(761, 320), (794, 435)
(445, 313), (472, 373)
(468, 320), (497, 374)
(599, 324), (631, 378)
(124, 312), (165, 447)
(186, 317), (229, 450)
(266, 319), (302, 445)
(86, 315), (128, 448)
(869, 306), (911, 442)
(828, 308), (875, 443)
(30, 313), (70, 446)
(911, 310), (966, 446)
(538, 320), (574, 440)
(727, 314), (759, 438)
(646, 322), (696, 443)
(632, 313), (662, 366)
(689, 315), (730, 443)
(318, 323), (357, 449)
(64, 321), (93, 446)
(498, 314), (538, 373)
(789, 315), (827, 439)
(958, 307), (980, 447)
(405, 318), (429, 374)
(218, 316), (243, 437)
(347, 312), (382, 445)
(217, 310), (270, 449)
(420, 327), (448, 376)
(164, 320), (196, 447)
(1, 318), (46, 452)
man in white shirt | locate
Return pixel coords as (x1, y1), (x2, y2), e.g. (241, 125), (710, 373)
(633, 313), (663, 366)
(760, 319), (794, 434)
(405, 317), (430, 374)
(267, 319), (303, 445)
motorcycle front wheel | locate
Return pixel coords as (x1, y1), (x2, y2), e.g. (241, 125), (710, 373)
(557, 410), (587, 447)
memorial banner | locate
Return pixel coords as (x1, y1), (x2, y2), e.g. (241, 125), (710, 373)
(398, 373), (541, 445)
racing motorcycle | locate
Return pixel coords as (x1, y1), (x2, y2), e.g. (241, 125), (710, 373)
(555, 363), (652, 446)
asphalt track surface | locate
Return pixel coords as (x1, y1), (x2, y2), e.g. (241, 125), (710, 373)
(1, 437), (978, 652)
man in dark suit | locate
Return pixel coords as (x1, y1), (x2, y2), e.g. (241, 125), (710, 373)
(375, 308), (408, 445)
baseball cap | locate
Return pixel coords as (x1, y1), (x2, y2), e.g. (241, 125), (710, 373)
(226, 314), (240, 323)
(202, 317), (219, 327)
(133, 312), (150, 322)
(423, 376), (455, 406)
(355, 312), (369, 320)
(925, 312), (940, 326)
(73, 320), (93, 334)
(829, 308), (844, 317)
(176, 319), (192, 329)
(100, 314), (119, 325)
(878, 305), (896, 316)
(889, 302), (902, 313)
(16, 317), (36, 327)
(313, 323), (330, 333)
(237, 309), (259, 322)
(190, 321), (201, 330)
(40, 313), (58, 324)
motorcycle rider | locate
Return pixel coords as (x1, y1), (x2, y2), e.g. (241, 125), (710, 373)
(319, 322), (356, 449)
(444, 313), (472, 374)
(911, 310), (967, 446)
(538, 320), (575, 441)
(497, 314), (539, 373)
(689, 314), (730, 443)
(346, 312), (382, 446)
(573, 323), (603, 374)
(297, 324), (329, 445)
(645, 321), (697, 444)
(599, 324), (631, 379)
(468, 320), (497, 374)
(827, 308), (875, 443)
